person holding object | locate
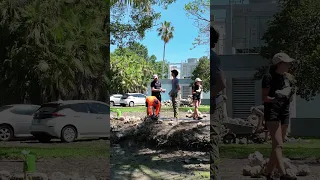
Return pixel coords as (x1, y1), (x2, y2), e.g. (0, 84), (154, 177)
(151, 74), (165, 115)
(192, 78), (203, 120)
(169, 69), (180, 120)
(262, 52), (297, 180)
(145, 96), (161, 120)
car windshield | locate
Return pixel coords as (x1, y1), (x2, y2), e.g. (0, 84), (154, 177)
(122, 94), (130, 99)
(37, 103), (60, 114)
(0, 105), (13, 112)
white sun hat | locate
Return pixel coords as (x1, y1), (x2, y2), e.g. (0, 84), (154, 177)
(195, 78), (202, 82)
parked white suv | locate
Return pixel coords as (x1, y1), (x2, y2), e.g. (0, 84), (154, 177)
(110, 94), (123, 106)
(30, 100), (109, 143)
(119, 93), (146, 107)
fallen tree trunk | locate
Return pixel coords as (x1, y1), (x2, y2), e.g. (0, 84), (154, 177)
(111, 117), (210, 150)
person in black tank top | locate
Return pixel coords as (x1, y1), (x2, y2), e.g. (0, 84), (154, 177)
(262, 53), (297, 180)
(150, 74), (165, 114)
(192, 78), (203, 120)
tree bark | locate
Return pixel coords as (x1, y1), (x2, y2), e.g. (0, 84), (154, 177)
(162, 42), (166, 78)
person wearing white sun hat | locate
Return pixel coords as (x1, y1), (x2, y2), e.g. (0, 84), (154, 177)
(192, 78), (203, 120)
(262, 52), (297, 180)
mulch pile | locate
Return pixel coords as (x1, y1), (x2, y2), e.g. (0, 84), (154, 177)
(111, 116), (210, 150)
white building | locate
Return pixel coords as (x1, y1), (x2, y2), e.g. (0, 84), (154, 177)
(212, 0), (320, 136)
(212, 0), (278, 54)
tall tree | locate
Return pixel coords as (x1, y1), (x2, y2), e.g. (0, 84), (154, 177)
(127, 42), (149, 60)
(184, 0), (210, 49)
(259, 0), (320, 100)
(110, 0), (176, 46)
(190, 56), (210, 92)
(157, 21), (174, 77)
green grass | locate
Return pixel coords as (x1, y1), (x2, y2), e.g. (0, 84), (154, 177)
(111, 105), (210, 113)
(0, 143), (109, 159)
(221, 139), (320, 159)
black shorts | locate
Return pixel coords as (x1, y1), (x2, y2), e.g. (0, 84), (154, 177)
(264, 104), (290, 125)
(193, 94), (201, 101)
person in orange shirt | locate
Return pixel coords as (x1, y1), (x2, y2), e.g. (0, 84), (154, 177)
(146, 96), (161, 120)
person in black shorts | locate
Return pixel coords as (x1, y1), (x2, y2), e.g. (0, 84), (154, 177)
(262, 52), (297, 180)
(192, 78), (203, 120)
(150, 74), (165, 112)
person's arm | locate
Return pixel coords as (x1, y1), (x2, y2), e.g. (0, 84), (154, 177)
(151, 82), (161, 92)
(211, 55), (226, 96)
(261, 74), (275, 103)
(212, 71), (226, 96)
(192, 86), (196, 94)
(176, 79), (180, 92)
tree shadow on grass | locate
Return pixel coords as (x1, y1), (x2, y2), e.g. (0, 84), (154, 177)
(110, 120), (210, 180)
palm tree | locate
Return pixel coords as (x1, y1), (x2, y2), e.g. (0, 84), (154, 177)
(157, 21), (174, 78)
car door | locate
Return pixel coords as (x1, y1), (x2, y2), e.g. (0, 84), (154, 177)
(11, 106), (38, 135)
(68, 103), (93, 137)
(113, 95), (122, 105)
(137, 94), (146, 105)
(88, 102), (110, 137)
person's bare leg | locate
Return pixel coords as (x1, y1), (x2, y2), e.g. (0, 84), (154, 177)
(195, 101), (199, 118)
(193, 100), (197, 118)
(267, 121), (286, 175)
(281, 124), (289, 142)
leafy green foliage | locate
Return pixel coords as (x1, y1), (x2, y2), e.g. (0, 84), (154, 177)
(0, 0), (108, 104)
(259, 0), (320, 100)
(110, 42), (169, 94)
(110, 0), (176, 46)
(184, 0), (209, 49)
(190, 56), (210, 92)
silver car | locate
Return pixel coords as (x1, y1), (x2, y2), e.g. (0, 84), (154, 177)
(110, 94), (123, 106)
(119, 93), (146, 107)
(30, 100), (110, 143)
(0, 104), (40, 141)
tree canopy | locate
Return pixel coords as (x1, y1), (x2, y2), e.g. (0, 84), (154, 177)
(0, 0), (108, 105)
(259, 0), (320, 100)
(184, 0), (209, 49)
(190, 56), (210, 92)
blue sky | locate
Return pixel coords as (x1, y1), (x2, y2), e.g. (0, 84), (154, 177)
(110, 0), (209, 63)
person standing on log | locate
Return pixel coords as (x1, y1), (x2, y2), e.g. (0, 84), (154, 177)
(262, 53), (297, 180)
(169, 69), (180, 120)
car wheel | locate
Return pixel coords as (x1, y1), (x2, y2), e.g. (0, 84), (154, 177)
(110, 101), (115, 106)
(0, 125), (13, 141)
(61, 126), (77, 143)
(36, 135), (52, 143)
(129, 101), (134, 107)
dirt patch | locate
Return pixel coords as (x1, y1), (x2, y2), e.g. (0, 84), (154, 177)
(220, 159), (320, 180)
(110, 145), (209, 180)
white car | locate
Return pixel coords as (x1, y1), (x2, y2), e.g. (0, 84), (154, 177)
(0, 104), (40, 141)
(110, 94), (123, 106)
(119, 93), (146, 107)
(30, 100), (110, 143)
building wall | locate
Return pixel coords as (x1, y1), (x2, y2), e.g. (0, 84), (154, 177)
(211, 1), (279, 54)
